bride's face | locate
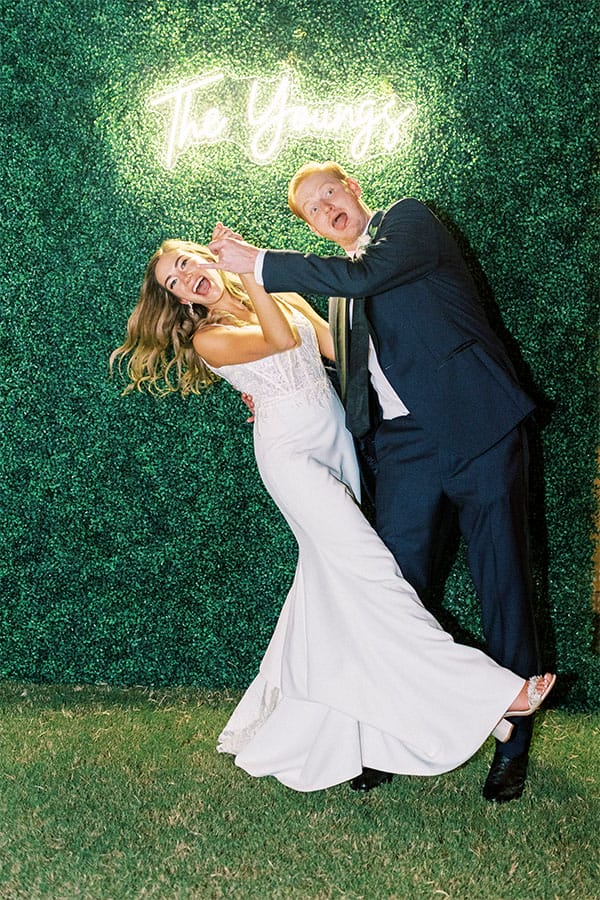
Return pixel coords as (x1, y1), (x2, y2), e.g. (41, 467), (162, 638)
(155, 249), (226, 308)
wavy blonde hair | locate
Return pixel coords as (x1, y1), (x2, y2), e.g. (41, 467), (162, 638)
(110, 240), (251, 397)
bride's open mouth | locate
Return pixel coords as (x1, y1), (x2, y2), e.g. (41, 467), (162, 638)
(193, 276), (209, 295)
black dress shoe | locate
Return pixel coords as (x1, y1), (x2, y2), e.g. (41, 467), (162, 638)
(349, 767), (393, 792)
(482, 750), (529, 803)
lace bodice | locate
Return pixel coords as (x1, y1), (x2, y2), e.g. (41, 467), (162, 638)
(205, 309), (332, 417)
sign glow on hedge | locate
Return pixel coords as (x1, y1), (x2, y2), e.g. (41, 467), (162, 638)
(149, 71), (416, 168)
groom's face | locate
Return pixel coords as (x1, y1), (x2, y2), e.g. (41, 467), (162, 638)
(293, 172), (371, 253)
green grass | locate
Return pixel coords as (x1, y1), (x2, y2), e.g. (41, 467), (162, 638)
(0, 683), (598, 899)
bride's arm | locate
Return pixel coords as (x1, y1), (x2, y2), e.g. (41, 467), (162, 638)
(194, 223), (299, 368)
(192, 301), (298, 367)
(210, 223), (330, 357)
(192, 266), (300, 369)
(240, 273), (300, 351)
(276, 292), (335, 362)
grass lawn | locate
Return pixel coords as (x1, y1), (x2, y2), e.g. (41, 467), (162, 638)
(0, 682), (598, 899)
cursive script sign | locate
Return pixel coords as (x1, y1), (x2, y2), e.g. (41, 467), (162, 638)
(149, 71), (416, 168)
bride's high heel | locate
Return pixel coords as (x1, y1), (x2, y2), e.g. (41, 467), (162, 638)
(508, 673), (556, 718)
(492, 718), (514, 742)
(492, 674), (556, 743)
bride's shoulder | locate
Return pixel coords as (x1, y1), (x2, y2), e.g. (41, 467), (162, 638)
(192, 322), (234, 352)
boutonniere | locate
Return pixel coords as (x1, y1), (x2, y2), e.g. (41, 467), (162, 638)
(354, 233), (372, 258)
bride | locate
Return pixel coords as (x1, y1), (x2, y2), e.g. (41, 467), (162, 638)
(111, 237), (555, 793)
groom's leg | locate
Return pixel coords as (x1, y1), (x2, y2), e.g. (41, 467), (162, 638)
(373, 416), (445, 599)
(443, 424), (540, 757)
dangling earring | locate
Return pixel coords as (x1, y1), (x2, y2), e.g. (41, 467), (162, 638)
(185, 301), (194, 315)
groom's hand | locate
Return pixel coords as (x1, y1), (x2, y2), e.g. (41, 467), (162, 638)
(208, 234), (260, 274)
(240, 392), (255, 423)
(211, 222), (244, 242)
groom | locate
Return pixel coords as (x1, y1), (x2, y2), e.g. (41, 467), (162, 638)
(209, 161), (541, 803)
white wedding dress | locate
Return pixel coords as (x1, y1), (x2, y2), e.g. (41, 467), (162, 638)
(209, 309), (523, 792)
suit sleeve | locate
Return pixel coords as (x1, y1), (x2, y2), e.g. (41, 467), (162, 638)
(263, 199), (441, 297)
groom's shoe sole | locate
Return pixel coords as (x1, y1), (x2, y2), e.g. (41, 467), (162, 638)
(349, 768), (393, 792)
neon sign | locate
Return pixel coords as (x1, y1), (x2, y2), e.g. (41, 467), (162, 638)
(148, 71), (416, 168)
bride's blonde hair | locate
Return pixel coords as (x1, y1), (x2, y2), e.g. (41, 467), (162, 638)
(110, 239), (252, 397)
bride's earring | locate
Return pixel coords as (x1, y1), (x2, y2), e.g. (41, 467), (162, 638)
(185, 301), (194, 315)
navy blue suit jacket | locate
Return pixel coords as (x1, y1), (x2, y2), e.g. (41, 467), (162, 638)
(263, 198), (535, 459)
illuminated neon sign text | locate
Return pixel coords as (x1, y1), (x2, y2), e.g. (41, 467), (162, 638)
(149, 71), (416, 168)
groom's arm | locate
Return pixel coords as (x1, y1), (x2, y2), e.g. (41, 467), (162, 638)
(209, 200), (440, 298)
(262, 200), (440, 297)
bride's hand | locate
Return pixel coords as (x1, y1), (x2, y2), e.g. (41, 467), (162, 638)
(212, 222), (244, 242)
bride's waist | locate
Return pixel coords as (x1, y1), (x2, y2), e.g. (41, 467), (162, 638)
(253, 377), (334, 417)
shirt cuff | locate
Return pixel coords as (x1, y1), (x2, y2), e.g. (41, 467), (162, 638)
(254, 250), (266, 285)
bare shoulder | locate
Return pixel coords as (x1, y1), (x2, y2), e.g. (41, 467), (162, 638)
(192, 323), (233, 354)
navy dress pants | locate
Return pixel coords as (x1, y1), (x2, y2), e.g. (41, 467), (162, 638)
(373, 415), (540, 757)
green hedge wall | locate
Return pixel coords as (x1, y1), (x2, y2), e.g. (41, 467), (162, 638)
(1, 0), (598, 707)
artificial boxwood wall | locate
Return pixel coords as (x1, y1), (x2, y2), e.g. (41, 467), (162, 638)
(1, 0), (598, 708)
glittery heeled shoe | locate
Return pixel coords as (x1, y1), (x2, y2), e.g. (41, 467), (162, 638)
(508, 673), (556, 718)
(491, 674), (556, 743)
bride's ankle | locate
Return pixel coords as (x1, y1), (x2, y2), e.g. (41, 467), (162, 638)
(507, 679), (529, 714)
